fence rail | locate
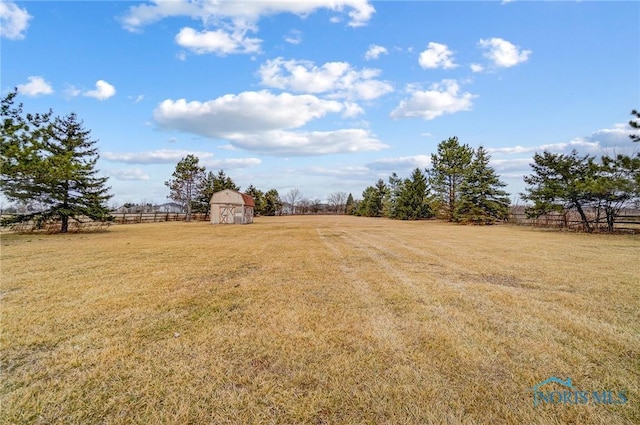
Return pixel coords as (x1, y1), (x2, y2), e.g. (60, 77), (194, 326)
(507, 212), (640, 233)
(110, 212), (209, 224)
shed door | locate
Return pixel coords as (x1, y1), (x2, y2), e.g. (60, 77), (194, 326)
(219, 205), (234, 224)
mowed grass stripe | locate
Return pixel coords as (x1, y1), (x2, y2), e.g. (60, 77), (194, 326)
(1, 216), (639, 424)
(343, 220), (639, 391)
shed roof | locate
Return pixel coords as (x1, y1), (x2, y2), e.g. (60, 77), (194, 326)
(210, 189), (255, 207)
(240, 192), (255, 207)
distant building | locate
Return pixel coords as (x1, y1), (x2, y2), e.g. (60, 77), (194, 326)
(210, 190), (255, 224)
(113, 202), (183, 214)
(155, 202), (184, 213)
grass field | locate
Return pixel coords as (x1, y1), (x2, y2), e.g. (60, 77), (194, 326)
(1, 216), (639, 424)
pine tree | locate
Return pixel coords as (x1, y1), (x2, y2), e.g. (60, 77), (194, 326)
(165, 155), (205, 222)
(522, 150), (597, 232)
(212, 169), (240, 192)
(193, 171), (216, 213)
(383, 172), (403, 218)
(193, 169), (240, 213)
(345, 193), (355, 215)
(392, 168), (433, 220)
(1, 91), (112, 232)
(263, 189), (281, 216)
(630, 109), (640, 142)
(430, 136), (474, 220)
(245, 184), (265, 215)
(1, 90), (52, 213)
(454, 146), (510, 224)
(587, 154), (639, 232)
(357, 179), (388, 217)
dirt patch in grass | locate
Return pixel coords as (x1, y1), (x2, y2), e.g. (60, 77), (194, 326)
(1, 216), (638, 424)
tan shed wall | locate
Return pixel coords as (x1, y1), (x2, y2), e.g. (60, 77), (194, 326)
(210, 189), (254, 224)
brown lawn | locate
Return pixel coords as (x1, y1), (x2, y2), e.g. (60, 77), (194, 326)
(1, 216), (638, 424)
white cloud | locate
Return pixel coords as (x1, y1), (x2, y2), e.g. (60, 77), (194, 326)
(306, 165), (370, 177)
(154, 91), (344, 135)
(16, 76), (54, 96)
(342, 102), (364, 118)
(390, 80), (476, 120)
(284, 29), (302, 45)
(84, 80), (116, 100)
(486, 140), (601, 155)
(175, 26), (261, 55)
(367, 155), (431, 171)
(258, 58), (393, 101)
(108, 168), (150, 181)
(0, 1), (31, 40)
(122, 0), (375, 30)
(586, 125), (640, 149)
(478, 38), (531, 68)
(365, 44), (388, 60)
(225, 129), (386, 156)
(489, 158), (533, 173)
(103, 149), (215, 164)
(418, 42), (457, 69)
(64, 84), (82, 98)
(153, 90), (386, 156)
(486, 127), (639, 156)
(470, 63), (484, 73)
(121, 0), (374, 56)
(126, 94), (145, 103)
(201, 158), (262, 169)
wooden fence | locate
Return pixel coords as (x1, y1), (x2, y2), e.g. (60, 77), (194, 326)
(110, 212), (209, 224)
(507, 210), (640, 233)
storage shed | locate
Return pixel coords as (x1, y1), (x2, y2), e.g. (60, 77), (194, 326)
(210, 189), (255, 224)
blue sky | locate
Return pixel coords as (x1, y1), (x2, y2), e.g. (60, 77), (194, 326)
(2, 0), (639, 207)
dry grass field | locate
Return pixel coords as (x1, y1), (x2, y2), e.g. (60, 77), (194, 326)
(1, 216), (638, 424)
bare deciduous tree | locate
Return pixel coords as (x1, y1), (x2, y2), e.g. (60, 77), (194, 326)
(298, 198), (311, 214)
(328, 191), (348, 214)
(285, 188), (302, 214)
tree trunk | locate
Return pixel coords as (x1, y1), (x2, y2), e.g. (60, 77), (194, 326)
(605, 206), (615, 233)
(61, 215), (68, 233)
(575, 203), (592, 232)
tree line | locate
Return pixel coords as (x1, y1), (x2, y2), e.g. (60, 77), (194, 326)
(2, 88), (638, 233)
(165, 154), (282, 221)
(351, 125), (638, 231)
(353, 138), (511, 224)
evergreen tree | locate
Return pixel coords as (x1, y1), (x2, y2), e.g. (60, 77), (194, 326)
(392, 168), (433, 220)
(165, 155), (205, 222)
(454, 146), (510, 224)
(213, 169), (240, 192)
(430, 136), (473, 221)
(263, 189), (281, 216)
(522, 150), (597, 231)
(193, 169), (240, 213)
(1, 91), (112, 232)
(356, 179), (387, 217)
(193, 170), (215, 213)
(630, 109), (640, 142)
(383, 172), (403, 218)
(345, 193), (355, 215)
(245, 184), (265, 215)
(1, 90), (52, 213)
(589, 154), (640, 232)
